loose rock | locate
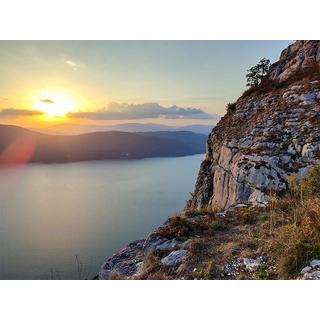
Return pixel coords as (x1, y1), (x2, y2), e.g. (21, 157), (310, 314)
(161, 250), (188, 267)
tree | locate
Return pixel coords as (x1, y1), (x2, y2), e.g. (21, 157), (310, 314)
(246, 57), (271, 88)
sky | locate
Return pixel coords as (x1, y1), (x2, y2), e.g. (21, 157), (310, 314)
(0, 40), (292, 131)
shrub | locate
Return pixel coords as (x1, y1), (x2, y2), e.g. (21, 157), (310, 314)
(226, 102), (236, 112)
(257, 265), (274, 280)
(158, 216), (192, 240)
(158, 215), (207, 240)
(194, 261), (219, 279)
(184, 208), (213, 218)
(211, 221), (229, 232)
(301, 165), (320, 198)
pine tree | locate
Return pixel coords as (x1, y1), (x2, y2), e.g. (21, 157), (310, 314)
(246, 58), (271, 88)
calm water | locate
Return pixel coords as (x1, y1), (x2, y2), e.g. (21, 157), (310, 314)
(0, 154), (203, 279)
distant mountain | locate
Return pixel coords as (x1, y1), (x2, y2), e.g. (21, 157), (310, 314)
(34, 123), (214, 135)
(0, 124), (207, 164)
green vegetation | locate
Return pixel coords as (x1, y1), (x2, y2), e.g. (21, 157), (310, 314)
(210, 221), (229, 232)
(246, 57), (271, 88)
(256, 265), (273, 280)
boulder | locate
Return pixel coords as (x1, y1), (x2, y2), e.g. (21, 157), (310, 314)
(302, 270), (320, 280)
(161, 250), (188, 267)
(300, 266), (312, 275)
(310, 259), (320, 268)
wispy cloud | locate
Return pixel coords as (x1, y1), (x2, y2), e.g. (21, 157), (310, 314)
(68, 102), (219, 120)
(0, 108), (44, 118)
(65, 59), (84, 71)
(40, 99), (54, 104)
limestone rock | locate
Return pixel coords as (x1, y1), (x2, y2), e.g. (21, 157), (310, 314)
(99, 235), (182, 279)
(300, 266), (312, 275)
(99, 239), (145, 280)
(186, 40), (320, 211)
(269, 41), (320, 83)
(302, 270), (320, 280)
(243, 257), (263, 271)
(310, 259), (320, 268)
(161, 250), (187, 267)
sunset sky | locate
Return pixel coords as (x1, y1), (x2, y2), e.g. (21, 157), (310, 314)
(0, 40), (292, 131)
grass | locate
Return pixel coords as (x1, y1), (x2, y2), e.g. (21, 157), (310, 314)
(267, 197), (320, 277)
(210, 221), (229, 232)
(135, 164), (320, 280)
(158, 209), (229, 241)
(238, 165), (320, 278)
(256, 265), (275, 280)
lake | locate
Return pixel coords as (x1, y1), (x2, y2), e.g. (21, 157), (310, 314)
(0, 154), (204, 279)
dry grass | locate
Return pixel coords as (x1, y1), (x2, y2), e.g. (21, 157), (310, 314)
(267, 197), (320, 277)
(138, 165), (320, 280)
(158, 209), (221, 241)
(109, 272), (125, 280)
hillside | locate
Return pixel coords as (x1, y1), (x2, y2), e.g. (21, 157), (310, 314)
(98, 40), (320, 280)
(0, 125), (207, 164)
(38, 123), (214, 135)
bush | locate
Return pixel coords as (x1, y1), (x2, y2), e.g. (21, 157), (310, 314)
(184, 208), (213, 218)
(211, 221), (229, 231)
(301, 165), (320, 198)
(158, 216), (193, 240)
(158, 215), (209, 240)
(226, 102), (236, 112)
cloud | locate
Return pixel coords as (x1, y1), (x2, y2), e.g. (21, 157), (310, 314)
(65, 59), (83, 71)
(68, 102), (219, 120)
(40, 99), (54, 104)
(0, 108), (44, 118)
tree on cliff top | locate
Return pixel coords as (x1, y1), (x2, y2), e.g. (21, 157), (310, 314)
(246, 57), (271, 87)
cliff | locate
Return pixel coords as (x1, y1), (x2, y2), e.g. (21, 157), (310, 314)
(99, 41), (320, 280)
(187, 40), (320, 210)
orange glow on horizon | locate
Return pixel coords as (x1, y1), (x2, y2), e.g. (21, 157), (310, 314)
(35, 91), (76, 117)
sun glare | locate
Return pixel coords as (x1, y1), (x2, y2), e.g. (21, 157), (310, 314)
(35, 92), (75, 117)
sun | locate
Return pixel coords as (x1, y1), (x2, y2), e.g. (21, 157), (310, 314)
(36, 92), (75, 117)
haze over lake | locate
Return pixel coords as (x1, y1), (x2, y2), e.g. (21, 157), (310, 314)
(0, 154), (203, 279)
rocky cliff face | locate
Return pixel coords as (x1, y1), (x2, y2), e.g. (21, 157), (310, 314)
(186, 40), (320, 211)
(98, 40), (320, 280)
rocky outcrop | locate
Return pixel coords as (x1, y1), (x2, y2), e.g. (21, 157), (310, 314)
(99, 40), (320, 280)
(299, 259), (320, 280)
(99, 232), (185, 279)
(269, 40), (320, 83)
(187, 40), (320, 211)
